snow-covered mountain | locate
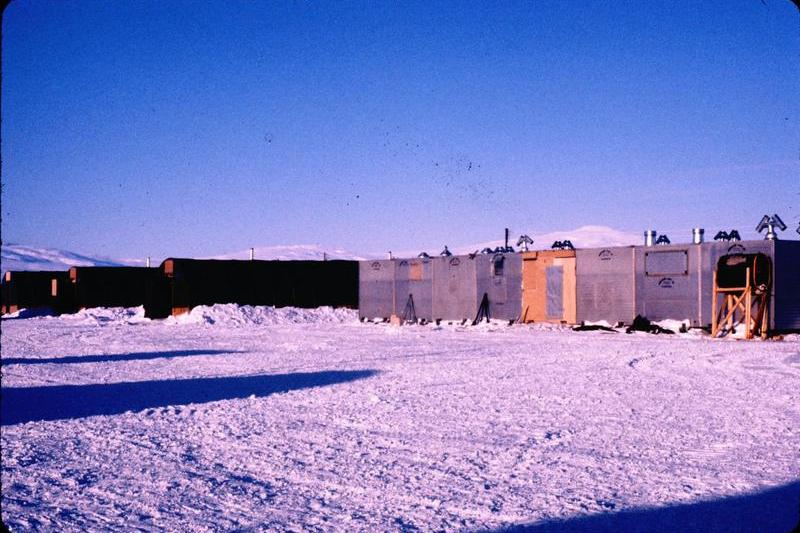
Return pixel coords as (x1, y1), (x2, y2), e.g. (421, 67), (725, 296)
(2, 226), (641, 272)
(0, 243), (138, 273)
(399, 225), (642, 257)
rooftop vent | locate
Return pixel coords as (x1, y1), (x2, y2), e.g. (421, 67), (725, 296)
(655, 234), (671, 245)
(692, 228), (704, 244)
(440, 246), (452, 257)
(644, 230), (657, 246)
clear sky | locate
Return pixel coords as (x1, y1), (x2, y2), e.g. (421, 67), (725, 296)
(2, 0), (799, 259)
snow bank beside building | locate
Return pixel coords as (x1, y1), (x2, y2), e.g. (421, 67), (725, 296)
(165, 304), (359, 326)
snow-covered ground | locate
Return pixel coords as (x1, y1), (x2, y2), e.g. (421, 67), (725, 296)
(1, 306), (799, 532)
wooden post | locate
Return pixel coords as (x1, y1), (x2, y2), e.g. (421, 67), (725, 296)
(711, 270), (718, 336)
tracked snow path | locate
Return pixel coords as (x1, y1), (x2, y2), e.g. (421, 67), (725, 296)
(2, 308), (799, 531)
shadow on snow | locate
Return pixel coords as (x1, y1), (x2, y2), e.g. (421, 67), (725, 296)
(1, 349), (243, 366)
(1, 370), (377, 425)
(494, 480), (800, 533)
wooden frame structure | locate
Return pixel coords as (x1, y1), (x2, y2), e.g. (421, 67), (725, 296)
(711, 265), (770, 340)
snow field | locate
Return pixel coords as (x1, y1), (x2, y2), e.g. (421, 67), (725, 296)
(1, 306), (799, 531)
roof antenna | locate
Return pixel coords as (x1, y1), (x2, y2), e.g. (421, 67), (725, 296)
(517, 234), (533, 252)
(756, 214), (787, 240)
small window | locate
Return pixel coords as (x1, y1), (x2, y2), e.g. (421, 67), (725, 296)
(493, 256), (505, 277)
(645, 251), (688, 276)
(51, 279), (58, 297)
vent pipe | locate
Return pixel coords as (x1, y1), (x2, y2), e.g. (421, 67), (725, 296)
(692, 228), (704, 244)
(146, 256), (151, 268)
(249, 248), (255, 260)
(644, 230), (657, 246)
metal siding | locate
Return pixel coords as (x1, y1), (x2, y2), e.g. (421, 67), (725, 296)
(546, 266), (564, 319)
(701, 240), (776, 328)
(636, 245), (702, 325)
(394, 258), (433, 321)
(432, 255), (478, 321)
(576, 246), (636, 324)
(774, 240), (800, 330)
(358, 260), (396, 319)
(475, 253), (522, 321)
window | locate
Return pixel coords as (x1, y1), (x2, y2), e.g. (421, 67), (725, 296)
(645, 251), (688, 276)
(493, 256), (505, 277)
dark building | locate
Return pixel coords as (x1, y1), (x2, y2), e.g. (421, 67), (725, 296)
(148, 258), (358, 318)
(1, 270), (71, 315)
(67, 266), (159, 313)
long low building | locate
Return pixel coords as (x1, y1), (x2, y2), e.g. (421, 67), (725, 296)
(360, 238), (800, 331)
(149, 258), (359, 318)
(576, 238), (800, 330)
(360, 252), (522, 323)
(67, 266), (160, 313)
(1, 270), (72, 315)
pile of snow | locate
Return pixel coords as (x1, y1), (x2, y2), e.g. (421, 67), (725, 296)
(60, 306), (150, 326)
(166, 304), (359, 326)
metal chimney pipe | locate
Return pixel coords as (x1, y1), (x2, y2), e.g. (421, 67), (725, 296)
(644, 230), (657, 246)
(692, 228), (704, 244)
(146, 256), (151, 268)
(249, 248), (255, 260)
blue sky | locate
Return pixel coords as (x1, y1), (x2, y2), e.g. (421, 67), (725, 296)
(2, 0), (798, 259)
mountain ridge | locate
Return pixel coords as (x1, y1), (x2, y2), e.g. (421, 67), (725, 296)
(1, 226), (644, 272)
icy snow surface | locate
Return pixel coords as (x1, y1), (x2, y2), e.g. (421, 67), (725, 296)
(2, 306), (799, 531)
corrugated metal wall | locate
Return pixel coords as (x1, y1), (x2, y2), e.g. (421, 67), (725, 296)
(576, 246), (636, 324)
(394, 258), (433, 321)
